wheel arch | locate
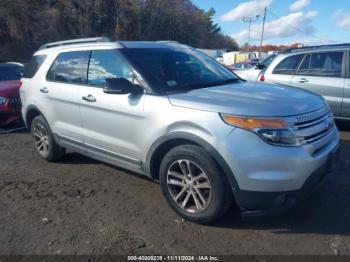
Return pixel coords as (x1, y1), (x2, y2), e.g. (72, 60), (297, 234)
(24, 105), (46, 129)
(146, 132), (239, 192)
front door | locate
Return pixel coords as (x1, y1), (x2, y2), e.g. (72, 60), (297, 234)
(78, 49), (146, 167)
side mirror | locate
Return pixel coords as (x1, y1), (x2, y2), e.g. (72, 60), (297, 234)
(103, 78), (143, 95)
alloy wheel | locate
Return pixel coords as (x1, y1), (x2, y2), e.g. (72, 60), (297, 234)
(33, 123), (50, 156)
(166, 159), (212, 213)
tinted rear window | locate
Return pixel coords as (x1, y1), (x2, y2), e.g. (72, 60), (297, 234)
(23, 55), (46, 78)
(272, 54), (303, 75)
(47, 51), (90, 84)
(0, 66), (23, 81)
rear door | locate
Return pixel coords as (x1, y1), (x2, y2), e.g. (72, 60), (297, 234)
(291, 51), (345, 117)
(265, 54), (304, 86)
(342, 51), (350, 119)
(78, 49), (146, 166)
(44, 50), (90, 143)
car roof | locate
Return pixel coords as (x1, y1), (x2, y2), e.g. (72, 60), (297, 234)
(119, 41), (187, 49)
(0, 63), (23, 69)
(35, 37), (190, 55)
(280, 43), (350, 55)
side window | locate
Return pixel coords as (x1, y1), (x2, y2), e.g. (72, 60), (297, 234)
(306, 52), (343, 77)
(23, 55), (47, 78)
(272, 54), (303, 75)
(87, 50), (135, 87)
(297, 54), (311, 75)
(47, 51), (90, 84)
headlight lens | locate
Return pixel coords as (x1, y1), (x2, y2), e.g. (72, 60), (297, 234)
(220, 114), (299, 146)
(0, 97), (6, 105)
(257, 129), (298, 146)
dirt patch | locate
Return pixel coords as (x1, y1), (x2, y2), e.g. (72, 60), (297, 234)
(0, 126), (349, 255)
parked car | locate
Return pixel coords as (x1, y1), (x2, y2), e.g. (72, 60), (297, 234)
(230, 54), (278, 81)
(227, 62), (257, 80)
(0, 63), (23, 128)
(248, 58), (260, 65)
(231, 62), (256, 70)
(21, 38), (340, 223)
(259, 44), (350, 120)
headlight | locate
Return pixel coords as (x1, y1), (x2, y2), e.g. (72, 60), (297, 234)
(0, 97), (6, 105)
(257, 129), (298, 146)
(220, 114), (299, 146)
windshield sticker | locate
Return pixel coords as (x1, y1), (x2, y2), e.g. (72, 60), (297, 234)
(166, 80), (177, 87)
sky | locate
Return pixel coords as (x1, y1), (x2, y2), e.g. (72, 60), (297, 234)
(192, 0), (350, 46)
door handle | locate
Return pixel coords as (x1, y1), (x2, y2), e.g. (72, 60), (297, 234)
(82, 94), (96, 102)
(298, 78), (309, 83)
(40, 87), (49, 93)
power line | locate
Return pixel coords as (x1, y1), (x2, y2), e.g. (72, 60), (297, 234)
(242, 15), (259, 53)
(266, 9), (336, 44)
(259, 6), (267, 58)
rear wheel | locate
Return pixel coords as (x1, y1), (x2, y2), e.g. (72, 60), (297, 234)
(159, 145), (233, 223)
(31, 115), (65, 161)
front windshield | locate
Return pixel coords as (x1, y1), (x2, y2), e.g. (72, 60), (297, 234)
(121, 47), (239, 92)
(260, 54), (276, 67)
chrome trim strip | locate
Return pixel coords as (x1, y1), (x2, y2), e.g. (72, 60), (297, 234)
(294, 107), (330, 123)
(85, 142), (142, 165)
(300, 126), (335, 144)
(56, 134), (142, 166)
(292, 113), (330, 129)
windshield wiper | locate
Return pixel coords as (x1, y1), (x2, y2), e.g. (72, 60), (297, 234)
(205, 78), (241, 87)
(167, 78), (240, 91)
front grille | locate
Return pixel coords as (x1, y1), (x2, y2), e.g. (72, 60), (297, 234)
(290, 108), (335, 145)
(7, 97), (21, 110)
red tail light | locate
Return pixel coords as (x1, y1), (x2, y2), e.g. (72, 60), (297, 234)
(18, 81), (23, 88)
(259, 75), (265, 82)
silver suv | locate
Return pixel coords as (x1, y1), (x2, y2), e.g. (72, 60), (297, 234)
(260, 44), (350, 120)
(20, 38), (340, 223)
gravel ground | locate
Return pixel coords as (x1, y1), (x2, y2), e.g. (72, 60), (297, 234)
(0, 123), (349, 255)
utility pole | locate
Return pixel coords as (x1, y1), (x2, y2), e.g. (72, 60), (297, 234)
(259, 6), (267, 58)
(243, 15), (259, 56)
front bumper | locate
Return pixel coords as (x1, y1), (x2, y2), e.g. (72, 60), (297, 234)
(235, 142), (340, 212)
(214, 123), (340, 213)
(0, 111), (22, 128)
(0, 98), (22, 128)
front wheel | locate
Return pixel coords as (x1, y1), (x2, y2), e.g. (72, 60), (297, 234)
(31, 115), (65, 162)
(159, 145), (233, 223)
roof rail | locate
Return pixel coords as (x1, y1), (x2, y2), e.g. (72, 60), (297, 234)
(281, 43), (350, 53)
(39, 37), (112, 50)
(156, 40), (180, 44)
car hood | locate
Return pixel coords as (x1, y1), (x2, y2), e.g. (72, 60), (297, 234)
(0, 81), (21, 97)
(168, 81), (326, 117)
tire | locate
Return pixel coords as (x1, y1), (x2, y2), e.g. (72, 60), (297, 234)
(31, 115), (65, 162)
(159, 144), (233, 223)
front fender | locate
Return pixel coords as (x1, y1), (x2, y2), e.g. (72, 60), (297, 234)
(145, 131), (240, 192)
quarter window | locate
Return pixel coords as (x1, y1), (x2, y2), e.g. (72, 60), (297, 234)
(47, 51), (90, 84)
(87, 50), (135, 87)
(272, 55), (303, 75)
(296, 52), (343, 77)
(24, 55), (46, 78)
